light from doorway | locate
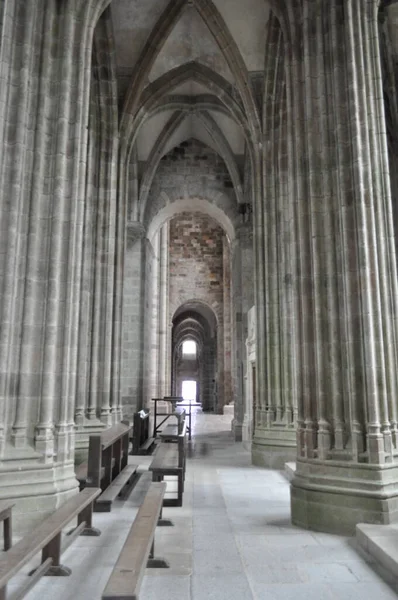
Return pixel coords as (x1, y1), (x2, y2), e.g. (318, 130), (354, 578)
(182, 380), (197, 402)
(182, 340), (197, 356)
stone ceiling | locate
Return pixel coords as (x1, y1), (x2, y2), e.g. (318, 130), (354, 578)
(107, 0), (270, 213)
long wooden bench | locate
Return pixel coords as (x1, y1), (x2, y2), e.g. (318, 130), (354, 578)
(81, 421), (138, 512)
(149, 421), (187, 507)
(0, 488), (101, 600)
(102, 482), (167, 600)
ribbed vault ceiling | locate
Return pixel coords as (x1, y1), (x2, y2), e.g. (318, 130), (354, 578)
(107, 0), (270, 221)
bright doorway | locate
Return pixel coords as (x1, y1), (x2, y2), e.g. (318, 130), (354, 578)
(182, 380), (197, 402)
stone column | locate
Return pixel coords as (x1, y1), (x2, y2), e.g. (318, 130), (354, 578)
(231, 237), (243, 439)
(231, 222), (254, 441)
(252, 12), (298, 468)
(74, 9), (118, 445)
(145, 235), (159, 405)
(244, 307), (257, 446)
(121, 222), (146, 419)
(158, 223), (171, 397)
(279, 0), (398, 533)
(75, 94), (97, 434)
(0, 0), (111, 530)
(222, 236), (232, 408)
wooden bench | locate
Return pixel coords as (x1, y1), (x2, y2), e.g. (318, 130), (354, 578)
(152, 398), (186, 438)
(159, 424), (179, 441)
(0, 502), (14, 551)
(102, 482), (167, 600)
(149, 421), (187, 507)
(83, 421), (138, 512)
(131, 410), (156, 455)
(157, 409), (185, 440)
(0, 488), (101, 600)
(76, 421), (131, 488)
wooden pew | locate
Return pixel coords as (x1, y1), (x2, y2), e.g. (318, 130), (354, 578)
(80, 421), (138, 512)
(0, 502), (14, 551)
(131, 410), (156, 455)
(158, 408), (186, 442)
(152, 399), (185, 438)
(149, 421), (187, 507)
(102, 482), (167, 600)
(0, 488), (101, 600)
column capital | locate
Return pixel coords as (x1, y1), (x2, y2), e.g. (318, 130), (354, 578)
(126, 221), (146, 245)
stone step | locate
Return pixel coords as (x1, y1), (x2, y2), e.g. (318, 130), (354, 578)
(356, 523), (398, 577)
(223, 404), (234, 416)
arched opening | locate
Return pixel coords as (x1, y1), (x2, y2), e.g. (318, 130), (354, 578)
(172, 301), (218, 411)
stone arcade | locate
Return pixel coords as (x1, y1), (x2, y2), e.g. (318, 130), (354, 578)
(1, 0), (398, 541)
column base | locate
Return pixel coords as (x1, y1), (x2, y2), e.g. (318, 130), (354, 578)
(291, 459), (398, 535)
(242, 415), (253, 450)
(232, 419), (243, 442)
(0, 455), (78, 533)
(74, 419), (107, 449)
(252, 427), (297, 469)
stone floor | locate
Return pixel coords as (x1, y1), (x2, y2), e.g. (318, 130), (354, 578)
(8, 409), (398, 600)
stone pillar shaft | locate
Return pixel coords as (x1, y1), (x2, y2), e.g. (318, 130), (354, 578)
(223, 236), (232, 406)
(252, 13), (297, 467)
(0, 0), (112, 530)
(158, 224), (170, 397)
(280, 0), (398, 533)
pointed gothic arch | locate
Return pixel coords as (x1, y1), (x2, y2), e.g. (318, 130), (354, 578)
(124, 61), (252, 153)
(138, 109), (244, 219)
(120, 0), (188, 125)
(147, 197), (235, 244)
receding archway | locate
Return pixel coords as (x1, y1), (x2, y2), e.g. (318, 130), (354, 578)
(172, 301), (219, 411)
(147, 197), (236, 245)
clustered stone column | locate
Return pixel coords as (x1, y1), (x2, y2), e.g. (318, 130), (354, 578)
(75, 11), (121, 442)
(222, 236), (233, 407)
(120, 222), (146, 420)
(0, 0), (123, 529)
(277, 0), (398, 533)
(252, 11), (298, 468)
(231, 222), (254, 441)
(145, 224), (170, 405)
(158, 225), (171, 398)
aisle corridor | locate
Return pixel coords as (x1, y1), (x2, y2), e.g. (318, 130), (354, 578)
(16, 411), (398, 600)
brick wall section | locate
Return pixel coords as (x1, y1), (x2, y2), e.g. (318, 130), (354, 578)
(169, 212), (230, 410)
(144, 138), (237, 228)
(169, 213), (224, 316)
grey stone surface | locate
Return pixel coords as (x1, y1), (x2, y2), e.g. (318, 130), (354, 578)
(0, 0), (398, 540)
(8, 411), (395, 600)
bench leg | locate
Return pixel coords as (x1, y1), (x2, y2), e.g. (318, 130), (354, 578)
(41, 533), (71, 576)
(77, 502), (101, 537)
(149, 539), (154, 560)
(158, 506), (174, 527)
(3, 513), (12, 550)
(147, 537), (170, 569)
(177, 472), (184, 507)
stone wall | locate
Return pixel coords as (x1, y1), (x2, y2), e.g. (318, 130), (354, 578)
(144, 139), (238, 229)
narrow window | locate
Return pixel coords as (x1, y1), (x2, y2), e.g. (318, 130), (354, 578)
(182, 340), (196, 357)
